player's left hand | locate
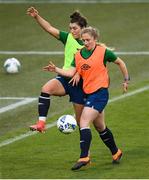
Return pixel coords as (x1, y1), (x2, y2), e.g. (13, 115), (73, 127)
(69, 72), (80, 86)
(122, 82), (128, 93)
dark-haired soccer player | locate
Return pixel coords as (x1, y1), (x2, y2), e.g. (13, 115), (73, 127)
(27, 7), (88, 132)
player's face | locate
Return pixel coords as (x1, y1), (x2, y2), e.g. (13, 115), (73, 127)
(69, 23), (82, 39)
(81, 33), (96, 50)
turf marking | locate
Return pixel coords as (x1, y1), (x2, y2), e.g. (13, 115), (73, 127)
(0, 0), (149, 3)
(0, 85), (149, 148)
(0, 122), (57, 148)
(0, 51), (149, 55)
(109, 86), (149, 103)
(0, 98), (37, 114)
(0, 97), (35, 100)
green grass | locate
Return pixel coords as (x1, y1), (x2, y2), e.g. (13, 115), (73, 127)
(0, 2), (149, 179)
(1, 93), (149, 179)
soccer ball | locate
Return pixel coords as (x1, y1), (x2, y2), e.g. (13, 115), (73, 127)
(57, 115), (77, 134)
(4, 57), (21, 74)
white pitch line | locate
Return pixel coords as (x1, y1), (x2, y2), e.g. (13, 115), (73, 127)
(0, 98), (37, 114)
(0, 51), (64, 55)
(0, 85), (149, 148)
(0, 122), (57, 148)
(0, 0), (149, 4)
(0, 51), (149, 55)
(115, 51), (149, 55)
(109, 85), (149, 103)
(0, 97), (35, 100)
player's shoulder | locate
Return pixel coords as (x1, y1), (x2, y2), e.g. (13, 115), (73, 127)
(59, 31), (69, 44)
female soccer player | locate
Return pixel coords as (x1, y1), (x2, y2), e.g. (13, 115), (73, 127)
(44, 26), (130, 170)
(27, 7), (87, 132)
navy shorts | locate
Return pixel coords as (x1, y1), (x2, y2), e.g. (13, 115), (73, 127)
(84, 88), (109, 112)
(56, 75), (85, 105)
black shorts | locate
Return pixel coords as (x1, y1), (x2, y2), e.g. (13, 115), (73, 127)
(56, 75), (85, 105)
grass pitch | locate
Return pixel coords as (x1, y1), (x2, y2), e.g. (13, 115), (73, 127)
(0, 1), (149, 179)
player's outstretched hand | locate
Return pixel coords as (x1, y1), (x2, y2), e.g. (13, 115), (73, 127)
(122, 82), (128, 93)
(27, 7), (38, 18)
(43, 61), (56, 72)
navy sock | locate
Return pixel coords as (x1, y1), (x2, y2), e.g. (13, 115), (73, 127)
(99, 127), (118, 155)
(80, 128), (92, 158)
(38, 92), (50, 120)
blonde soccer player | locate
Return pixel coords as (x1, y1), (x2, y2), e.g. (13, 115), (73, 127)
(44, 26), (130, 170)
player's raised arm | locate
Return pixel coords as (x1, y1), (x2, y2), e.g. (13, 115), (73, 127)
(27, 7), (60, 39)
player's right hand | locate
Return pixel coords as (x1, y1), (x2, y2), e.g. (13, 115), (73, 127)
(43, 61), (56, 72)
(27, 7), (38, 18)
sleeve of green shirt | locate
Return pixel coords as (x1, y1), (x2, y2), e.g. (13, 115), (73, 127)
(59, 31), (69, 45)
(70, 58), (76, 67)
(104, 49), (118, 65)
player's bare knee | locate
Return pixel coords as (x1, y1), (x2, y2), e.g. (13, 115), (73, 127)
(41, 84), (53, 94)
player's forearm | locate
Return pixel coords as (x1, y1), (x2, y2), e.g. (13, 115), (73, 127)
(34, 14), (52, 32)
(115, 58), (130, 83)
(34, 14), (59, 38)
(55, 67), (76, 77)
(119, 62), (129, 82)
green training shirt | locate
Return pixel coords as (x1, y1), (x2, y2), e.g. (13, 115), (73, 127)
(59, 31), (83, 45)
(59, 31), (84, 69)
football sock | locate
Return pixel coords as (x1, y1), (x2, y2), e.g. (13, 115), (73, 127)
(38, 92), (50, 121)
(80, 128), (92, 158)
(99, 127), (118, 155)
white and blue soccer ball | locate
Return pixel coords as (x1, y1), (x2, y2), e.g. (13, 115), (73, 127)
(57, 115), (77, 134)
(4, 57), (21, 74)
